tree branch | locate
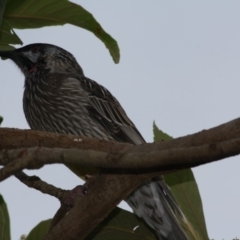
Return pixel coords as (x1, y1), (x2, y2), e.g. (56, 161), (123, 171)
(1, 117), (240, 239)
(0, 136), (240, 182)
(1, 118), (240, 182)
(14, 171), (67, 201)
(44, 172), (156, 240)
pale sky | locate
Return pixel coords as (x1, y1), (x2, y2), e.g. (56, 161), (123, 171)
(1, 1), (240, 239)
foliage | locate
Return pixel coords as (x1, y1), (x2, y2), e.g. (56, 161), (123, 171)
(0, 194), (11, 240)
(153, 122), (209, 240)
(26, 208), (158, 240)
(0, 0), (120, 63)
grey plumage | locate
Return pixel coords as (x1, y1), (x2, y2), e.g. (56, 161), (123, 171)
(0, 44), (188, 240)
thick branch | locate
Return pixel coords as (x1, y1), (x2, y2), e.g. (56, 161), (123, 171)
(1, 117), (240, 153)
(1, 118), (240, 181)
(0, 136), (240, 181)
(44, 172), (155, 240)
(1, 117), (240, 239)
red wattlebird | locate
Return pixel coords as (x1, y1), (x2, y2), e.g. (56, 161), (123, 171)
(0, 44), (188, 240)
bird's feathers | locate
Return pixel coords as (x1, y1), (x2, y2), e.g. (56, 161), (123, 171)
(78, 75), (146, 145)
(2, 43), (189, 240)
(70, 74), (188, 239)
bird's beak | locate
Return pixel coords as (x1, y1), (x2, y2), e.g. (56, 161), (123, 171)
(0, 49), (35, 72)
(0, 49), (16, 60)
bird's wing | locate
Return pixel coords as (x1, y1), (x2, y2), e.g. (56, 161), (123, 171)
(77, 75), (146, 145)
(57, 74), (188, 240)
(77, 76), (189, 239)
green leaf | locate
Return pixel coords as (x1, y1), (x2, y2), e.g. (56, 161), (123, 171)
(26, 208), (158, 240)
(86, 208), (158, 240)
(0, 194), (11, 240)
(0, 44), (15, 50)
(0, 116), (3, 125)
(3, 0), (120, 63)
(0, 19), (22, 51)
(153, 122), (209, 240)
(153, 122), (173, 141)
(0, 0), (6, 26)
(26, 219), (51, 240)
(0, 0), (19, 50)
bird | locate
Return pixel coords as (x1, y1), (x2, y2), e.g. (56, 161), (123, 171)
(0, 44), (188, 240)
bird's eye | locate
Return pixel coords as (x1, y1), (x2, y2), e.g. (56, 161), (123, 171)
(32, 47), (40, 53)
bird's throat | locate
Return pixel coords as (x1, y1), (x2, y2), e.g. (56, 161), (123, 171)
(28, 63), (38, 73)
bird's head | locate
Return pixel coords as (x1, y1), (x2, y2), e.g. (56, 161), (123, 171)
(0, 43), (84, 78)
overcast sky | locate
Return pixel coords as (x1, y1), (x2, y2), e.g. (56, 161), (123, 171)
(1, 1), (240, 239)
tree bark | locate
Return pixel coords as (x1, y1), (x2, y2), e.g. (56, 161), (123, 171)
(0, 117), (240, 239)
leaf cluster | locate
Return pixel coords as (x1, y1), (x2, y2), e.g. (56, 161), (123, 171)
(0, 0), (120, 62)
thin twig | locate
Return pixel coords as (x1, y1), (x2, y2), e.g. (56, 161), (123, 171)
(15, 171), (67, 201)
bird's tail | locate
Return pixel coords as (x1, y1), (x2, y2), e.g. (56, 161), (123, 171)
(125, 176), (189, 240)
